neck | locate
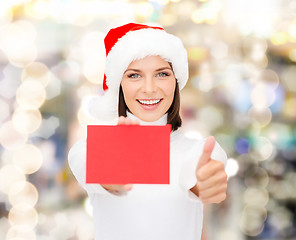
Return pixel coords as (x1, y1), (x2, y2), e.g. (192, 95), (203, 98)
(126, 111), (167, 126)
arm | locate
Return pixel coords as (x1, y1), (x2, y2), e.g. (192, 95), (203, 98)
(68, 116), (139, 196)
(68, 139), (113, 195)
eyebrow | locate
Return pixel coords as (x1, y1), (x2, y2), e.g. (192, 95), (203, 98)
(124, 67), (173, 74)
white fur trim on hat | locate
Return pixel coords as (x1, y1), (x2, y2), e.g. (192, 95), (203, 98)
(105, 28), (188, 93)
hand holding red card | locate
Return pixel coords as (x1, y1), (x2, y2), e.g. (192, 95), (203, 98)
(86, 118), (171, 185)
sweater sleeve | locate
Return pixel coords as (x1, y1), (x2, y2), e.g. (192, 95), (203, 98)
(68, 139), (119, 198)
(179, 138), (228, 202)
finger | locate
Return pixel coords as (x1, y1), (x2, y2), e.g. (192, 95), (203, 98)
(127, 118), (134, 125)
(196, 160), (225, 181)
(201, 192), (227, 204)
(123, 184), (133, 191)
(197, 136), (215, 170)
(198, 182), (227, 199)
(198, 170), (227, 190)
(117, 116), (126, 125)
(101, 184), (133, 192)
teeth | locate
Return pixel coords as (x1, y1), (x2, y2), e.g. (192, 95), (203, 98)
(138, 99), (161, 105)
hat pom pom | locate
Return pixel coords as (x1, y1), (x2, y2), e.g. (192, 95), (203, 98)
(82, 91), (118, 125)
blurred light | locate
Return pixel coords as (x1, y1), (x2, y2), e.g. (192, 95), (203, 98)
(0, 165), (26, 194)
(81, 32), (106, 84)
(6, 225), (36, 240)
(243, 187), (269, 207)
(12, 108), (42, 134)
(288, 21), (296, 41)
(281, 66), (296, 92)
(198, 106), (223, 130)
(0, 21), (37, 67)
(83, 1), (133, 18)
(12, 144), (43, 174)
(0, 64), (22, 99)
(187, 47), (208, 61)
(194, 63), (215, 92)
(222, 0), (277, 37)
(283, 97), (296, 118)
(215, 134), (236, 156)
(250, 83), (275, 108)
(0, 98), (10, 123)
(32, 116), (60, 139)
(0, 0), (30, 9)
(259, 69), (279, 89)
(244, 38), (268, 62)
(8, 181), (39, 207)
(83, 197), (93, 217)
(21, 62), (51, 87)
(8, 44), (37, 68)
(268, 177), (295, 200)
(245, 167), (269, 188)
(252, 137), (274, 161)
(225, 158), (239, 178)
(16, 80), (46, 109)
(288, 48), (296, 62)
(269, 85), (285, 114)
(8, 204), (38, 230)
(83, 58), (105, 84)
(264, 123), (293, 149)
(150, 0), (169, 5)
(0, 7), (13, 28)
(51, 60), (81, 85)
(210, 41), (228, 60)
(24, 0), (50, 19)
(240, 205), (267, 236)
(248, 106), (272, 127)
(191, 4), (218, 25)
(235, 138), (250, 154)
(77, 107), (100, 127)
(50, 213), (76, 239)
(269, 206), (293, 232)
(45, 74), (61, 100)
(0, 121), (28, 150)
(76, 85), (93, 99)
(159, 13), (178, 26)
(230, 80), (252, 113)
(270, 32), (289, 45)
(184, 130), (203, 140)
(135, 2), (154, 18)
(80, 31), (105, 59)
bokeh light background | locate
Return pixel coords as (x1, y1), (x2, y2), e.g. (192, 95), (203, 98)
(0, 0), (295, 239)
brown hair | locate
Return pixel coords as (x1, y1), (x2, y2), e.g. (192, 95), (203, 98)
(118, 80), (182, 131)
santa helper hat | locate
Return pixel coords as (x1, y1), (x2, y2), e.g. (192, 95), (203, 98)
(86, 23), (188, 123)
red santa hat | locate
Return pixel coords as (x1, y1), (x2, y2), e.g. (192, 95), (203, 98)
(85, 23), (188, 123)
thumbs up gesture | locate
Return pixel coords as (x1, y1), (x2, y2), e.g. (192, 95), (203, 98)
(190, 136), (227, 204)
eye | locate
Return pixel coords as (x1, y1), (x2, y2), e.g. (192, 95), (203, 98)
(128, 73), (141, 79)
(157, 72), (169, 77)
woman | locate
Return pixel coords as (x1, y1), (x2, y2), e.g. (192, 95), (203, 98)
(68, 23), (228, 240)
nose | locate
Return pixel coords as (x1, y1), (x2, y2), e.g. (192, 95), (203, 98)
(142, 76), (156, 93)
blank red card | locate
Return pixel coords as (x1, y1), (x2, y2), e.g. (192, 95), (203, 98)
(86, 125), (171, 184)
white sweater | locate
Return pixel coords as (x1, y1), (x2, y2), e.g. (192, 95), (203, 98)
(68, 113), (227, 240)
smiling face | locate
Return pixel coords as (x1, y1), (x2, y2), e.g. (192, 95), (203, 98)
(121, 55), (176, 122)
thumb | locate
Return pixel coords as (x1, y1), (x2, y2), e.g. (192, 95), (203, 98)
(197, 136), (215, 169)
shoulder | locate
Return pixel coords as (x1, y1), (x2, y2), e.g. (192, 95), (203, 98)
(171, 130), (204, 152)
(171, 130), (228, 165)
